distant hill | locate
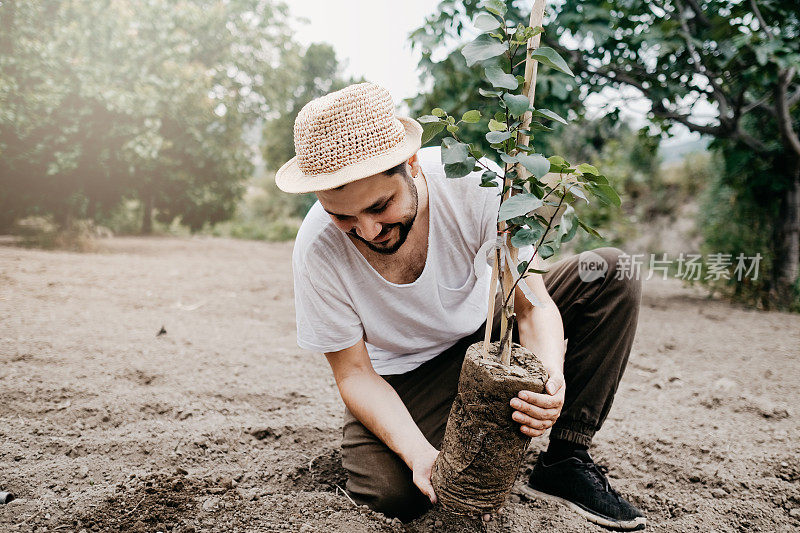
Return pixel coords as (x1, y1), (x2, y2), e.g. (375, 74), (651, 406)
(659, 136), (711, 164)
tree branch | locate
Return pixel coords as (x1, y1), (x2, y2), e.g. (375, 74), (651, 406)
(671, 0), (732, 122)
(684, 0), (710, 26)
(749, 0), (776, 40)
(776, 67), (800, 157)
(788, 87), (800, 108)
(650, 102), (723, 136)
(741, 92), (777, 117)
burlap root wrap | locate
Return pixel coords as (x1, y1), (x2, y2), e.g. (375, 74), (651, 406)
(431, 340), (546, 514)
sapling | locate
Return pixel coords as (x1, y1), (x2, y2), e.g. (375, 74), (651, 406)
(418, 0), (622, 514)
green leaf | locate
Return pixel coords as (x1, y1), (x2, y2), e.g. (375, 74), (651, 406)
(499, 193), (544, 221)
(417, 115), (441, 123)
(431, 108), (446, 117)
(499, 152), (518, 165)
(478, 88), (502, 97)
(548, 155), (569, 168)
(474, 13), (501, 32)
(578, 218), (603, 239)
(479, 0), (507, 17)
(503, 93), (530, 117)
(510, 226), (544, 247)
(516, 153), (550, 178)
(586, 182), (621, 206)
(516, 143), (534, 153)
(484, 66), (519, 90)
(557, 205), (577, 243)
(446, 124), (459, 133)
(577, 163), (599, 175)
(444, 157), (476, 179)
(538, 244), (555, 259)
(560, 219), (579, 244)
(461, 110), (482, 123)
(488, 118), (507, 131)
(462, 34), (506, 67)
(532, 108), (568, 125)
(530, 47), (575, 77)
(566, 183), (589, 203)
(421, 122), (445, 145)
(441, 138), (470, 164)
(486, 130), (513, 143)
(480, 170), (499, 187)
(527, 122), (553, 132)
(527, 267), (549, 275)
(586, 174), (609, 185)
(469, 144), (484, 160)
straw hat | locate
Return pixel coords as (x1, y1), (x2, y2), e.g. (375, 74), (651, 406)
(275, 82), (423, 194)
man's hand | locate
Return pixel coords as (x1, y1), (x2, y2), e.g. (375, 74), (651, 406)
(510, 371), (566, 437)
(409, 445), (440, 504)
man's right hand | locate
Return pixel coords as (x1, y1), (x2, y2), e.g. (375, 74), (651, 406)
(325, 339), (441, 505)
(409, 445), (440, 504)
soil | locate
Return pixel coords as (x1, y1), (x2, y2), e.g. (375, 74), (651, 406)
(432, 342), (545, 514)
(1, 236), (799, 532)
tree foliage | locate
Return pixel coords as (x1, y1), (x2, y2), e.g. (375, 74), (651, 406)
(0, 0), (299, 233)
(411, 0), (800, 309)
(549, 0), (800, 309)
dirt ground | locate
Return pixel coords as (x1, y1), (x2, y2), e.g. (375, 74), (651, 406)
(1, 236), (798, 532)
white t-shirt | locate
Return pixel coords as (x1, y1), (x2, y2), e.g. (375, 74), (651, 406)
(291, 146), (533, 375)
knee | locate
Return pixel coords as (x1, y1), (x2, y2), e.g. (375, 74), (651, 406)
(593, 247), (642, 301)
(363, 484), (430, 522)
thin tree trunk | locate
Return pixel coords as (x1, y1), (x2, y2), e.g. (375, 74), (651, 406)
(772, 161), (800, 309)
(141, 191), (153, 235)
(498, 0), (547, 365)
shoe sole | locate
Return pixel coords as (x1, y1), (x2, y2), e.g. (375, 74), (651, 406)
(518, 484), (647, 531)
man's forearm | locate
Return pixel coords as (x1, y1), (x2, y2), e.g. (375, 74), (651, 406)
(517, 299), (566, 375)
(337, 370), (435, 468)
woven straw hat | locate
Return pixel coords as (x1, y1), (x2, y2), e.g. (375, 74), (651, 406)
(275, 82), (423, 194)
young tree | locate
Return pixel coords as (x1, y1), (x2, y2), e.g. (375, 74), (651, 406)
(417, 0), (619, 364)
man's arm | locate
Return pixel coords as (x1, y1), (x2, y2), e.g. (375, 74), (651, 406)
(325, 339), (439, 503)
(511, 253), (568, 438)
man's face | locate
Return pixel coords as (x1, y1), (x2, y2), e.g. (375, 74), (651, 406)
(316, 163), (419, 255)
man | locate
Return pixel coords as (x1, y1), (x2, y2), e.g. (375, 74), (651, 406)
(277, 82), (646, 530)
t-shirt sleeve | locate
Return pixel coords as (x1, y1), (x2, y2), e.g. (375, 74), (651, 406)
(292, 260), (364, 353)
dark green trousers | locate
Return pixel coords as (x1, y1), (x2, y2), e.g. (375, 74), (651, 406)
(340, 247), (643, 521)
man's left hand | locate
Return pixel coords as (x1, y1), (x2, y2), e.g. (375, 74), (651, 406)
(510, 371), (566, 438)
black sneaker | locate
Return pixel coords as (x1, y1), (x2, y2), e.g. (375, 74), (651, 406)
(519, 452), (646, 531)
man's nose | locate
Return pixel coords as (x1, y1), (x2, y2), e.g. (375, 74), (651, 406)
(355, 216), (383, 241)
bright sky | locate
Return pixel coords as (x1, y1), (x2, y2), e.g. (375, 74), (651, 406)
(289, 0), (441, 111)
(288, 0), (709, 145)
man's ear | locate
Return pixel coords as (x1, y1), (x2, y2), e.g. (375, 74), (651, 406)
(407, 153), (421, 177)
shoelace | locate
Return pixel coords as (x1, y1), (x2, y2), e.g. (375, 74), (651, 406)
(579, 462), (622, 500)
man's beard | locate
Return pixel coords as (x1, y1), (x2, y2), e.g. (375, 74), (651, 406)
(349, 174), (419, 255)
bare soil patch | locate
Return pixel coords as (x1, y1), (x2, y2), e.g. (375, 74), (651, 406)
(1, 236), (798, 531)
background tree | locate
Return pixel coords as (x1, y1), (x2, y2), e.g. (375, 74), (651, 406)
(550, 0), (800, 310)
(0, 0), (298, 234)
